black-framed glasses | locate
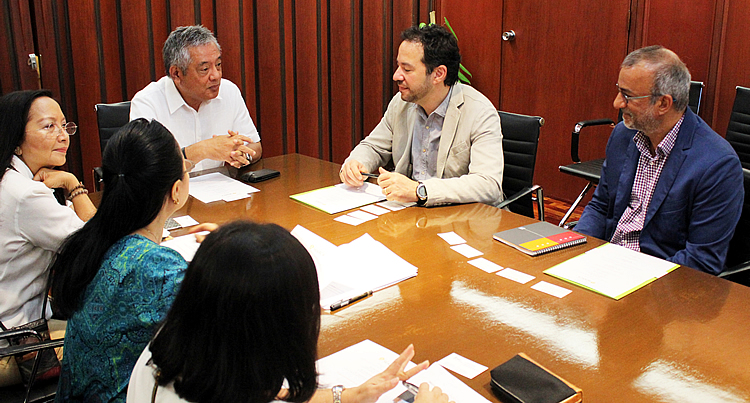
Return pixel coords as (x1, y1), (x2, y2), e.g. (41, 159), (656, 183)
(30, 122), (77, 139)
(616, 84), (657, 105)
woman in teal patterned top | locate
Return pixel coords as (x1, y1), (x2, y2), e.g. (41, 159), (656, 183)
(48, 119), (210, 402)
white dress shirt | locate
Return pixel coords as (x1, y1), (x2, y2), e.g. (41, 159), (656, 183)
(130, 76), (261, 171)
(0, 156), (84, 328)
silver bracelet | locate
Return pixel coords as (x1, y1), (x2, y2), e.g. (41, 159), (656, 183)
(332, 385), (344, 403)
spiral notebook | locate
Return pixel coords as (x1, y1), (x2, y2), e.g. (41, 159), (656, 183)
(493, 221), (586, 256)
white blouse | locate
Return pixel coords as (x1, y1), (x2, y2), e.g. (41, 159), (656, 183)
(127, 344), (189, 403)
(0, 156), (83, 328)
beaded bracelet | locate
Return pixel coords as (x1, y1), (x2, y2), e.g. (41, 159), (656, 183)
(67, 186), (89, 201)
(69, 182), (85, 193)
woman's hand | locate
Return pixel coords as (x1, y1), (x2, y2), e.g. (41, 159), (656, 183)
(347, 344), (429, 403)
(33, 168), (78, 192)
(414, 384), (452, 403)
(189, 223), (219, 242)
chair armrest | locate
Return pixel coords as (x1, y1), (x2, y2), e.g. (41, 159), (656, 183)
(719, 260), (750, 287)
(498, 186), (537, 209)
(0, 328), (41, 342)
(571, 119), (616, 163)
(0, 338), (64, 357)
(93, 167), (104, 192)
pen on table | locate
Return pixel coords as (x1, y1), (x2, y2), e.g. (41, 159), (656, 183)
(361, 172), (380, 179)
(330, 290), (373, 311)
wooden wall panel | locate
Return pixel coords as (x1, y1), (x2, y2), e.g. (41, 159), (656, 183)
(712, 0), (750, 136)
(67, 0), (103, 188)
(294, 0), (324, 158)
(100, 0), (123, 102)
(328, 0), (355, 162)
(439, 0), (502, 108)
(240, 0), (258, 124)
(5, 0), (38, 90)
(282, 0), (296, 154)
(255, 0), (284, 156)
(170, 1), (196, 27)
(361, 1), (387, 140)
(121, 0), (152, 99)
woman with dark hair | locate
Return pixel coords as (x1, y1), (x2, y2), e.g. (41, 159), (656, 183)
(127, 221), (451, 403)
(0, 90), (95, 384)
(49, 118), (211, 402)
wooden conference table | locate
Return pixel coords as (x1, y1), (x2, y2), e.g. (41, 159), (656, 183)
(170, 154), (750, 402)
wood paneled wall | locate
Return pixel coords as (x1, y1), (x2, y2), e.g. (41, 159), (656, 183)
(2, 0), (750, 200)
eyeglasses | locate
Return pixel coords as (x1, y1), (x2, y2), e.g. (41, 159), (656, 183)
(30, 122), (78, 138)
(616, 84), (657, 105)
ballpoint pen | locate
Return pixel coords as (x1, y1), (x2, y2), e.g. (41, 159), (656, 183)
(330, 290), (373, 311)
(361, 172), (380, 179)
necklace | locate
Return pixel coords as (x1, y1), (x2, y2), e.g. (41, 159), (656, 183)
(140, 226), (161, 243)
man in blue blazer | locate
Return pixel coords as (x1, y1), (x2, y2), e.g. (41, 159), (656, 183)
(576, 46), (743, 275)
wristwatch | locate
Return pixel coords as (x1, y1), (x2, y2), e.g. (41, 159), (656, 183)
(416, 181), (428, 206)
(332, 385), (344, 403)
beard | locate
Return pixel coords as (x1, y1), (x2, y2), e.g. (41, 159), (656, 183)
(397, 79), (432, 104)
(621, 106), (660, 134)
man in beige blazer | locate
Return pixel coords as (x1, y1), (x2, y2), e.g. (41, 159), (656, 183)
(340, 25), (503, 207)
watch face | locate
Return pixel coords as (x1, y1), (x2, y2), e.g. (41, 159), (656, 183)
(417, 184), (427, 199)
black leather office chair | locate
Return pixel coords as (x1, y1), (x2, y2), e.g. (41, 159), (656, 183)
(720, 168), (750, 286)
(93, 101), (131, 190)
(557, 81), (704, 227)
(496, 111), (545, 221)
(0, 330), (64, 403)
(725, 86), (750, 168)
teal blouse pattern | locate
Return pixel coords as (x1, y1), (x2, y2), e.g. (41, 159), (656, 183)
(56, 235), (187, 403)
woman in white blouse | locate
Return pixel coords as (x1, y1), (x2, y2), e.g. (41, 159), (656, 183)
(0, 90), (95, 345)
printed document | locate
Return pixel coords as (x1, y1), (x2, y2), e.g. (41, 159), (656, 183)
(317, 340), (491, 403)
(291, 225), (418, 309)
(544, 243), (679, 299)
(290, 182), (386, 214)
(188, 172), (259, 203)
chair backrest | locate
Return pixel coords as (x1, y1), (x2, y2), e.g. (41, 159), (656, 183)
(726, 86), (750, 169)
(94, 101), (131, 154)
(688, 81), (704, 115)
(723, 169), (750, 280)
(499, 111), (544, 218)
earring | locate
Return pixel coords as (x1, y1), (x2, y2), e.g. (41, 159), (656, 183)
(14, 147), (22, 156)
(173, 198), (180, 205)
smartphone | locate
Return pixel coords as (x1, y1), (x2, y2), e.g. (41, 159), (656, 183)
(239, 168), (281, 183)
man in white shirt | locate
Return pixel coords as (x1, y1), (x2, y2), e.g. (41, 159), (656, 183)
(130, 25), (261, 171)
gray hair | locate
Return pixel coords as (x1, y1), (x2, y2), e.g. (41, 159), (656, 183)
(162, 25), (221, 76)
(622, 45), (691, 111)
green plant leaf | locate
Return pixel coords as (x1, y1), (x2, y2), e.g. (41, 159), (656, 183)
(460, 63), (473, 77)
(419, 22), (427, 28)
(458, 71), (471, 85)
(443, 17), (459, 41)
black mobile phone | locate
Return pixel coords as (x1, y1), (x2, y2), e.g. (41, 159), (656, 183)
(239, 168), (281, 183)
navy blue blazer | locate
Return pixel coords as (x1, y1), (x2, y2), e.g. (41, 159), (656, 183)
(576, 109), (744, 275)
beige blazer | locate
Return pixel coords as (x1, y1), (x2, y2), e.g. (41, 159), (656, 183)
(347, 83), (504, 207)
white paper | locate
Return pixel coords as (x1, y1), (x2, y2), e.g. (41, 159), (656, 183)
(450, 244), (483, 258)
(544, 243), (679, 299)
(467, 258), (503, 273)
(496, 268), (535, 284)
(360, 204), (390, 216)
(438, 232), (466, 245)
(189, 172), (259, 203)
(531, 281), (572, 298)
(376, 200), (415, 211)
(317, 340), (491, 403)
(290, 182), (386, 214)
(172, 215), (199, 227)
(334, 215), (365, 226)
(409, 364), (491, 403)
(436, 352), (488, 379)
(348, 210), (379, 222)
(161, 231), (209, 262)
(291, 226), (417, 309)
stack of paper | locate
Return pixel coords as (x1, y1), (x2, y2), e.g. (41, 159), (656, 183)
(290, 182), (386, 214)
(543, 243), (679, 299)
(317, 340), (491, 403)
(189, 172), (259, 203)
(291, 225), (417, 309)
